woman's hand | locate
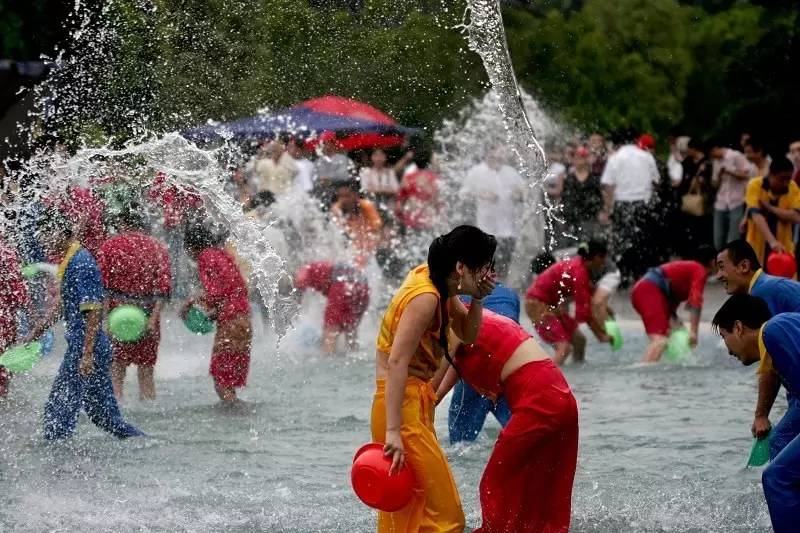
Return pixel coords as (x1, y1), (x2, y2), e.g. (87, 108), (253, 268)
(384, 429), (405, 475)
(475, 275), (495, 300)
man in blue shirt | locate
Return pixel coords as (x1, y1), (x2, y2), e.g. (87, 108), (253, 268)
(713, 295), (800, 533)
(717, 239), (800, 457)
(449, 283), (519, 443)
(26, 208), (143, 440)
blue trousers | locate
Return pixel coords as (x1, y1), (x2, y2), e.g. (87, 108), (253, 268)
(43, 344), (143, 440)
(763, 432), (800, 533)
(448, 380), (511, 443)
(770, 393), (800, 460)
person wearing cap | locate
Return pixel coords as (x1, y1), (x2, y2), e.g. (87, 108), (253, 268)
(600, 134), (660, 284)
(742, 156), (800, 266)
(712, 295), (800, 533)
(709, 141), (753, 250)
(716, 239), (800, 458)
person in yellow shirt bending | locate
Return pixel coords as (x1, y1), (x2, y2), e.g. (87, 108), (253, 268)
(371, 225), (496, 533)
(743, 157), (800, 266)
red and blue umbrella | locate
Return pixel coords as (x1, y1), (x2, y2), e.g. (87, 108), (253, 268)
(182, 95), (416, 150)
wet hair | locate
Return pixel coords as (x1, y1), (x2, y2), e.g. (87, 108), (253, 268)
(719, 240), (761, 271)
(247, 191), (276, 211)
(38, 205), (73, 241)
(427, 225), (497, 357)
(336, 179), (361, 194)
(577, 238), (608, 260)
(746, 136), (765, 154)
(769, 155), (794, 176)
(693, 244), (717, 266)
(712, 294), (771, 334)
(687, 138), (707, 153)
(184, 221), (227, 253)
(531, 251), (555, 275)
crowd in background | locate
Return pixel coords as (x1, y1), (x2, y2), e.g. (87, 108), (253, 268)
(542, 132), (800, 286)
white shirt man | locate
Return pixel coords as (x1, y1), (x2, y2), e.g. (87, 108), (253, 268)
(600, 144), (660, 203)
(460, 161), (525, 238)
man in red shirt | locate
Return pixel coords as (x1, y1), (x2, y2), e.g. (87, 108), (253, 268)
(525, 240), (611, 364)
(96, 208), (171, 400)
(630, 245), (716, 362)
(0, 237), (29, 396)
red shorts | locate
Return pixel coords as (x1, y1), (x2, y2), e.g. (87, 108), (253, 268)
(535, 314), (578, 345)
(112, 329), (160, 367)
(210, 351), (250, 389)
(630, 279), (671, 336)
(324, 281), (369, 331)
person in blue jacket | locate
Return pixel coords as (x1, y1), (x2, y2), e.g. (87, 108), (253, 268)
(713, 295), (800, 533)
(448, 282), (519, 443)
(717, 239), (800, 458)
(26, 207), (143, 440)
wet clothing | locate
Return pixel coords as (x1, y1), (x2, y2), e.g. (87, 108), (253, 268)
(631, 261), (708, 336)
(372, 264), (463, 531)
(758, 314), (800, 532)
(43, 244), (142, 440)
(745, 177), (800, 265)
(376, 264), (443, 382)
(749, 269), (800, 458)
(527, 256), (592, 344)
(295, 261), (369, 331)
(450, 285), (519, 443)
(197, 247), (252, 389)
(0, 239), (29, 396)
(97, 232), (171, 367)
(475, 360), (578, 533)
(370, 378), (465, 533)
(562, 171), (603, 240)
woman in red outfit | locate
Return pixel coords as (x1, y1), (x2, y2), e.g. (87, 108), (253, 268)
(183, 223), (252, 403)
(294, 261), (369, 354)
(630, 245), (716, 362)
(525, 239), (611, 364)
(435, 309), (578, 533)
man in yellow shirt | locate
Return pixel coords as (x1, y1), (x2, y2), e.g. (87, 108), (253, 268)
(743, 157), (800, 265)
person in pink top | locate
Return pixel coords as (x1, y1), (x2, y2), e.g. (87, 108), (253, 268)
(710, 143), (755, 250)
(525, 240), (611, 364)
(182, 223), (252, 404)
(630, 245), (717, 363)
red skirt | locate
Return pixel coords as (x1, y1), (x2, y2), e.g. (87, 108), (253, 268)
(475, 359), (579, 533)
(112, 328), (160, 367)
(324, 281), (369, 331)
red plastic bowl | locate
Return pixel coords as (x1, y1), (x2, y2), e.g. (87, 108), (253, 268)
(351, 442), (415, 512)
(767, 252), (797, 279)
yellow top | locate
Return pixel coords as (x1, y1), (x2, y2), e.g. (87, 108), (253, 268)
(748, 268), (764, 293)
(745, 177), (800, 264)
(56, 241), (82, 282)
(757, 324), (773, 374)
(376, 264), (443, 381)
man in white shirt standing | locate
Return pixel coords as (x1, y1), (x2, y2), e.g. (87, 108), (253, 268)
(601, 134), (661, 285)
(286, 138), (315, 194)
(460, 147), (526, 279)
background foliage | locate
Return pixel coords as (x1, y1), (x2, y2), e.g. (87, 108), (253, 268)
(1, 0), (798, 150)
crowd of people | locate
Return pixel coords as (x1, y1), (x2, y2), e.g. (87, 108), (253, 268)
(1, 126), (800, 532)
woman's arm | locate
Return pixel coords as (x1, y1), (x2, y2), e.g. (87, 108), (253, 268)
(384, 292), (438, 474)
(435, 364), (459, 406)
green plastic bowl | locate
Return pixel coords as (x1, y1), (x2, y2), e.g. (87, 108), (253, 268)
(184, 306), (215, 335)
(665, 328), (692, 362)
(0, 341), (42, 373)
(604, 320), (623, 351)
(107, 305), (148, 343)
(747, 430), (771, 467)
(21, 264), (39, 279)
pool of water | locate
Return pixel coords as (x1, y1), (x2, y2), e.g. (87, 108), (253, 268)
(0, 306), (778, 532)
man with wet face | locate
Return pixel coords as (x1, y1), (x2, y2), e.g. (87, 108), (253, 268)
(743, 156), (800, 265)
(716, 239), (800, 453)
(713, 295), (800, 533)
